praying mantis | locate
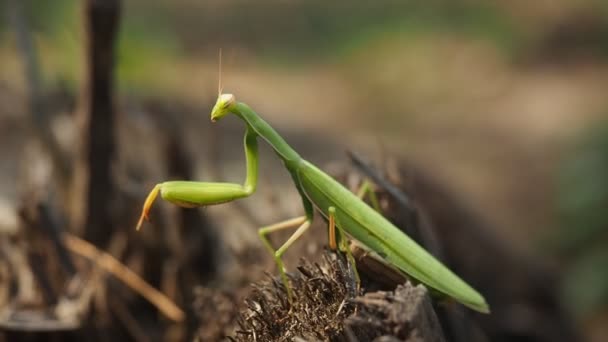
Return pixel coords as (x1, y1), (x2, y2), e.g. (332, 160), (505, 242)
(136, 90), (490, 314)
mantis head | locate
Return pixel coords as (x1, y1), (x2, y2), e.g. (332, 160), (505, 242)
(211, 93), (236, 122)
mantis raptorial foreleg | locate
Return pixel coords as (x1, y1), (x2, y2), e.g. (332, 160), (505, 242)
(136, 127), (259, 230)
(258, 216), (311, 301)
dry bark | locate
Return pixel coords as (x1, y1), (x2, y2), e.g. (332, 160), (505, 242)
(71, 0), (121, 246)
(223, 252), (445, 342)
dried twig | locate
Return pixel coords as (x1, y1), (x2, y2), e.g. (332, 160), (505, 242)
(63, 233), (185, 322)
(346, 285), (446, 342)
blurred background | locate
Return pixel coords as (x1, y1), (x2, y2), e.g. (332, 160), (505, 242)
(1, 0), (608, 341)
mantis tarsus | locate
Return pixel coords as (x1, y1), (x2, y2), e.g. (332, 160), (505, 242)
(136, 93), (490, 314)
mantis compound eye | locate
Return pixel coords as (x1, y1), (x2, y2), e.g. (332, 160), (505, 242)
(220, 93), (235, 107)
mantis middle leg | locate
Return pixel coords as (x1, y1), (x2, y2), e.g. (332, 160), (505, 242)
(326, 179), (379, 248)
(326, 180), (380, 289)
(258, 216), (311, 302)
(328, 206), (361, 289)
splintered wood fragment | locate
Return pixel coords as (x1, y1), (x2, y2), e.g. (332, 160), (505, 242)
(346, 284), (445, 342)
(350, 241), (407, 289)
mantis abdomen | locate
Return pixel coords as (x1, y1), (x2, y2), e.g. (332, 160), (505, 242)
(297, 160), (489, 313)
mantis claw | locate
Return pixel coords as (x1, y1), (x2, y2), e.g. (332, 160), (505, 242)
(136, 184), (161, 231)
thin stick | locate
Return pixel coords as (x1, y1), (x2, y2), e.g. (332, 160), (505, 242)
(63, 233), (185, 322)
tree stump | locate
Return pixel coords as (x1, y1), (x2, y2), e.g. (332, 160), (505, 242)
(219, 251), (445, 342)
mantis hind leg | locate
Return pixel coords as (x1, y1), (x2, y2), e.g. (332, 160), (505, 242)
(258, 216), (311, 303)
(328, 207), (361, 290)
(356, 179), (381, 212)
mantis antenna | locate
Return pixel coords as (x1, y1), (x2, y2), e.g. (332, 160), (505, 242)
(218, 48), (223, 96)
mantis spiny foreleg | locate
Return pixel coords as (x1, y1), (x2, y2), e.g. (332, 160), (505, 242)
(136, 126), (259, 230)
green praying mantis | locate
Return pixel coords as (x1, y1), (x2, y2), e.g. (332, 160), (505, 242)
(136, 82), (490, 314)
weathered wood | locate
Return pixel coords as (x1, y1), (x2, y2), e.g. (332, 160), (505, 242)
(71, 0), (121, 246)
(225, 251), (445, 342)
(346, 285), (445, 342)
(392, 161), (581, 342)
